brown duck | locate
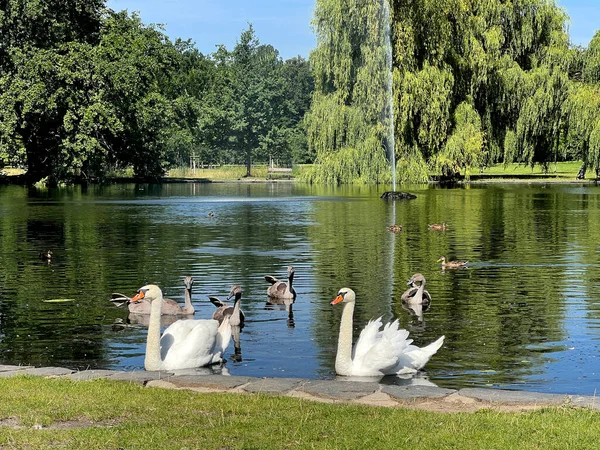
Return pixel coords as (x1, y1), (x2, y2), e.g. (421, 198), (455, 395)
(437, 256), (468, 269)
(428, 222), (447, 231)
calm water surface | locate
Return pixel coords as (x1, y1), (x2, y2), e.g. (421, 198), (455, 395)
(1, 182), (600, 395)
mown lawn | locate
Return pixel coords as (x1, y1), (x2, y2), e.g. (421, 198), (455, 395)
(0, 376), (599, 449)
(475, 161), (586, 179)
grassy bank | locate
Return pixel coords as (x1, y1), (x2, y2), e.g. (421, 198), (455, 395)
(166, 164), (312, 181)
(1, 162), (592, 184)
(0, 376), (599, 449)
(166, 161), (590, 182)
(472, 161), (589, 181)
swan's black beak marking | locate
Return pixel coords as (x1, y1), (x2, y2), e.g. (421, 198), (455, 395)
(130, 289), (147, 304)
(331, 291), (345, 305)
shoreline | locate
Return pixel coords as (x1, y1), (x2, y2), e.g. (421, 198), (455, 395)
(2, 364), (599, 413)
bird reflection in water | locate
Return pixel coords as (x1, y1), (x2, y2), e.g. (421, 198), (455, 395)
(400, 301), (430, 328)
(265, 296), (295, 328)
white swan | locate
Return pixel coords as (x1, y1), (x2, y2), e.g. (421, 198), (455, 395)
(331, 287), (445, 377)
(130, 284), (232, 371)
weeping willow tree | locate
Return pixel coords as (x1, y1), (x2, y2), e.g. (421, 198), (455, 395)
(308, 0), (595, 183)
(304, 0), (393, 184)
(582, 31), (600, 84)
(562, 32), (600, 176)
(391, 0), (574, 181)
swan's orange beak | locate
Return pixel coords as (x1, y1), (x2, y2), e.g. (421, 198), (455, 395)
(130, 291), (145, 303)
(331, 294), (344, 305)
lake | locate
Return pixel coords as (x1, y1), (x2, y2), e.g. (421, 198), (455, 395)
(1, 181), (599, 395)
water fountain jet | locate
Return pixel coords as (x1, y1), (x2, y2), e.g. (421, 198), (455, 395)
(379, 0), (414, 201)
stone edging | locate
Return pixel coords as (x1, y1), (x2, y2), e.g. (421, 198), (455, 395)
(1, 365), (597, 413)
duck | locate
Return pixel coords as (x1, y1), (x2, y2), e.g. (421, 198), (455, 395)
(110, 276), (195, 315)
(428, 222), (447, 231)
(265, 265), (296, 300)
(401, 273), (431, 305)
(209, 285), (245, 328)
(39, 250), (53, 261)
(386, 224), (403, 233)
(208, 212), (214, 217)
(130, 284), (232, 371)
(437, 256), (468, 269)
(331, 287), (444, 377)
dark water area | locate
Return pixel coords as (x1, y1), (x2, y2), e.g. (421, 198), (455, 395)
(1, 182), (600, 395)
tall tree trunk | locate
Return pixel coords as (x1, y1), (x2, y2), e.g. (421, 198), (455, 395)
(246, 150), (252, 177)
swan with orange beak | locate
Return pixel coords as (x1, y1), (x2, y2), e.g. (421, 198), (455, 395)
(331, 288), (444, 377)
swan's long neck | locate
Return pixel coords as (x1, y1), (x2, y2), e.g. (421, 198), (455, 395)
(335, 301), (355, 376)
(145, 296), (164, 371)
(215, 316), (232, 355)
(416, 281), (425, 301)
(287, 271), (294, 291)
(230, 294), (242, 326)
(183, 285), (194, 314)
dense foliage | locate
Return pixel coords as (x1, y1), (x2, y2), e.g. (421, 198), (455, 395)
(304, 0), (393, 183)
(308, 0), (600, 183)
(2, 0), (600, 185)
(0, 2), (313, 185)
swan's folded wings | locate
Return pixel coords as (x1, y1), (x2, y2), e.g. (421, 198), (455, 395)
(160, 319), (220, 363)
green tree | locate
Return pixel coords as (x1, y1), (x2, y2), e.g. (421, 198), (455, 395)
(0, 7), (200, 184)
(390, 0), (572, 181)
(230, 28), (288, 176)
(582, 31), (600, 84)
(280, 56), (315, 164)
(305, 0), (392, 184)
(0, 0), (105, 183)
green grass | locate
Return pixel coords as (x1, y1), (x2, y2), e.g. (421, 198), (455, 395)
(166, 162), (589, 182)
(473, 161), (587, 180)
(0, 167), (26, 176)
(166, 164), (312, 180)
(1, 162), (591, 183)
(0, 376), (599, 449)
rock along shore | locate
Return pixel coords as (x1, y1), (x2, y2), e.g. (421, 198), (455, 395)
(1, 365), (599, 413)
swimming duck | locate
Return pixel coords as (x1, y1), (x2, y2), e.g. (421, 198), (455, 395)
(437, 256), (468, 269)
(428, 222), (447, 231)
(386, 224), (403, 233)
(39, 250), (53, 261)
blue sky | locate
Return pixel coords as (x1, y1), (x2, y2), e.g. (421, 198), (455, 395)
(107, 0), (598, 59)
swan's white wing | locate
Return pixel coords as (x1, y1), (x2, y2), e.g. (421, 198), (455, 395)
(397, 335), (445, 372)
(352, 318), (383, 363)
(357, 320), (413, 375)
(161, 319), (220, 368)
